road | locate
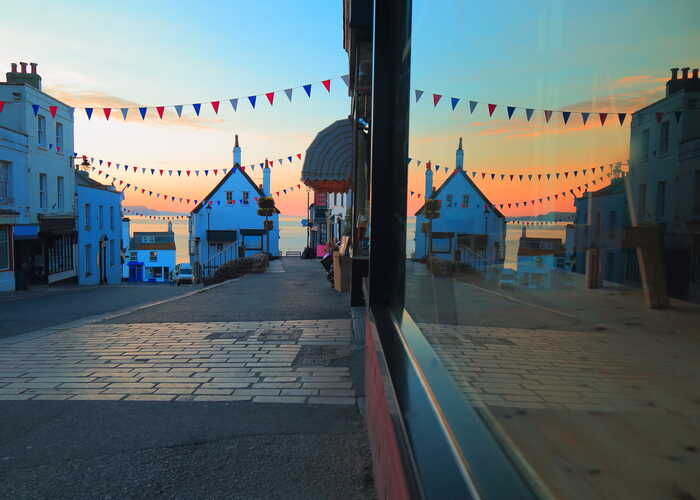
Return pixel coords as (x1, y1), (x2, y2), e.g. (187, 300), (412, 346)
(0, 283), (192, 339)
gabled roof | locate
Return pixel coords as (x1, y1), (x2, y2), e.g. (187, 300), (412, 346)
(133, 242), (176, 251)
(191, 165), (279, 214)
(414, 169), (505, 219)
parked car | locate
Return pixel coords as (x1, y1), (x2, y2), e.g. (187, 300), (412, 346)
(173, 263), (193, 285)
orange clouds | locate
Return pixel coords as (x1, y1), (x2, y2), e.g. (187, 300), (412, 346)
(45, 86), (225, 129)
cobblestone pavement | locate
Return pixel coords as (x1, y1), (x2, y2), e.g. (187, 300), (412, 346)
(0, 320), (357, 405)
(420, 323), (700, 413)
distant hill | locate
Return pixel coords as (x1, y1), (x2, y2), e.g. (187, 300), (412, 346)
(123, 205), (188, 216)
(508, 211), (575, 222)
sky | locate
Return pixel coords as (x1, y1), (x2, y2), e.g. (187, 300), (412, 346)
(2, 1), (699, 218)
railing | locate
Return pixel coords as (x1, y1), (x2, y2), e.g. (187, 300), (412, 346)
(201, 241), (238, 279)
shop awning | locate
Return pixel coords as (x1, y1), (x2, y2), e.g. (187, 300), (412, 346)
(301, 118), (352, 193)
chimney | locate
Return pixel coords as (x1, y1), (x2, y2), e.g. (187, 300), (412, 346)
(693, 69), (699, 80)
(671, 68), (679, 80)
(521, 225), (527, 239)
(263, 159), (271, 195)
(167, 220), (173, 233)
(232, 133), (241, 167)
(455, 137), (464, 171)
(6, 61), (42, 90)
(682, 67), (690, 79)
(425, 162), (433, 199)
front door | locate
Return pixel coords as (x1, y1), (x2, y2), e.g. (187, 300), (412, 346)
(99, 240), (107, 284)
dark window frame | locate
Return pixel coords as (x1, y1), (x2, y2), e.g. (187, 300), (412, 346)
(365, 1), (538, 497)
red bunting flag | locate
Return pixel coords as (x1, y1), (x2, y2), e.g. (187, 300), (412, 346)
(322, 79), (331, 92)
(296, 153), (302, 160)
(49, 105), (58, 118)
(655, 112), (664, 123)
(103, 108), (111, 120)
(432, 94), (442, 107)
(266, 92), (275, 105)
(213, 169), (218, 175)
(159, 170), (163, 175)
(488, 104), (497, 117)
(186, 170), (190, 176)
(544, 110), (552, 123)
(599, 113), (607, 125)
(133, 166), (137, 172)
(211, 101), (220, 113)
(156, 106), (165, 119)
(0, 101), (4, 112)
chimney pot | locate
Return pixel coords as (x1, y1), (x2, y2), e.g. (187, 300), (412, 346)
(19, 62), (27, 73)
(671, 68), (679, 80)
(693, 69), (699, 80)
(30, 63), (37, 74)
(10, 63), (17, 72)
(682, 67), (690, 79)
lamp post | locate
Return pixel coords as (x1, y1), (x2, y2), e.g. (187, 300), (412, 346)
(205, 204), (212, 278)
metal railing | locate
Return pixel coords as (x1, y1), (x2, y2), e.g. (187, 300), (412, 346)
(201, 241), (238, 279)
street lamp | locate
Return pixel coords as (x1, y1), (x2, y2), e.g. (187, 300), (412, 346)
(205, 204), (212, 277)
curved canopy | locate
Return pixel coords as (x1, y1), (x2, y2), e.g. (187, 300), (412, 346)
(301, 118), (352, 192)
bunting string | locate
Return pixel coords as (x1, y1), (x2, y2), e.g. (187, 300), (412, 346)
(3, 75), (349, 120)
(74, 152), (303, 177)
(413, 88), (684, 126)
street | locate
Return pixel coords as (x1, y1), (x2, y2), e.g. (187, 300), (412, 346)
(0, 259), (373, 499)
(0, 283), (193, 339)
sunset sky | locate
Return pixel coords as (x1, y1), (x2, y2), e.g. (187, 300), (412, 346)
(2, 0), (698, 217)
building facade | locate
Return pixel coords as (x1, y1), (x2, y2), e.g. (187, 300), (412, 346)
(0, 62), (77, 289)
(127, 225), (176, 283)
(414, 139), (506, 275)
(516, 228), (566, 288)
(189, 135), (279, 280)
(626, 67), (700, 301)
(75, 170), (122, 285)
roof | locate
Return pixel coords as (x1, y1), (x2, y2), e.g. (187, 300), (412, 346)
(301, 118), (352, 187)
(191, 165), (279, 214)
(414, 169), (505, 218)
(75, 171), (117, 192)
(133, 242), (176, 251)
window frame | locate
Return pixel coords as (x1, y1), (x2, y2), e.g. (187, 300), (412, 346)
(57, 176), (64, 211)
(84, 203), (91, 230)
(39, 173), (48, 209)
(365, 1), (538, 498)
(659, 120), (670, 155)
(55, 122), (64, 151)
(242, 191), (250, 205)
(0, 161), (9, 201)
(37, 114), (47, 146)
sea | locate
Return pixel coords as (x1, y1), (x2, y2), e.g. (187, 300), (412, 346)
(129, 215), (566, 267)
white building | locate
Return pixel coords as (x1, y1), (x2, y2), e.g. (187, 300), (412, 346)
(189, 135), (280, 280)
(126, 223), (176, 283)
(627, 66), (700, 302)
(121, 217), (131, 280)
(75, 170), (122, 285)
(0, 62), (77, 290)
(516, 228), (566, 288)
(414, 138), (506, 275)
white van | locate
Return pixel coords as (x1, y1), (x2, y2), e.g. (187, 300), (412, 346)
(173, 263), (193, 285)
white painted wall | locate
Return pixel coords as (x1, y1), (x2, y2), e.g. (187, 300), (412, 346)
(76, 183), (122, 285)
(131, 249), (175, 282)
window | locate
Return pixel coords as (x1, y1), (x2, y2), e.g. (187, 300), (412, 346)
(656, 181), (666, 218)
(84, 244), (92, 276)
(98, 205), (104, 229)
(109, 239), (115, 266)
(147, 266), (163, 279)
(141, 235), (155, 243)
(57, 176), (64, 211)
(0, 226), (9, 270)
(0, 161), (9, 201)
(659, 121), (670, 154)
(638, 184), (647, 217)
(39, 173), (47, 209)
(130, 251), (137, 261)
(608, 210), (617, 239)
(641, 129), (650, 160)
(242, 191), (250, 205)
(334, 193), (338, 205)
(149, 251), (157, 262)
(84, 203), (91, 230)
(446, 193), (453, 207)
(462, 194), (469, 208)
(37, 115), (46, 146)
(56, 122), (64, 152)
(226, 191), (233, 203)
(694, 171), (700, 215)
(109, 206), (114, 230)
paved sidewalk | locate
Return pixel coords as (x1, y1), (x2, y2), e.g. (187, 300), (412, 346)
(0, 258), (373, 499)
(0, 320), (356, 405)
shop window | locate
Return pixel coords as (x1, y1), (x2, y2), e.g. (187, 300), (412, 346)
(0, 226), (9, 270)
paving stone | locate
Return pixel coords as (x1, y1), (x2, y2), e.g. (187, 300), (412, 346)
(308, 397), (356, 405)
(253, 396), (307, 404)
(125, 394), (175, 401)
